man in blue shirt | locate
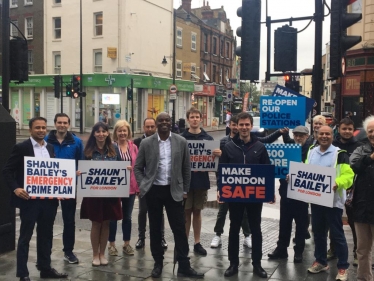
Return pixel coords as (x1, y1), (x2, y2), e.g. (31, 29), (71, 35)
(45, 113), (83, 264)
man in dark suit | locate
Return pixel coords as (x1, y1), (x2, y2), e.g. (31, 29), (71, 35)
(3, 117), (68, 281)
(134, 112), (204, 279)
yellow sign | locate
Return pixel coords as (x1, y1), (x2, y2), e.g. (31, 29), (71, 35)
(183, 63), (191, 72)
(107, 47), (117, 59)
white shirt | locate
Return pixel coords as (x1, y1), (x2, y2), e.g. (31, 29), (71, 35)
(154, 133), (171, 185)
(30, 137), (51, 159)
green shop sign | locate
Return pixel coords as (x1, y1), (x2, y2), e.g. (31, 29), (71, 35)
(5, 73), (194, 92)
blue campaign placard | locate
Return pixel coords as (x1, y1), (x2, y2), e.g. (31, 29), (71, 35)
(265, 143), (301, 178)
(272, 84), (315, 120)
(260, 96), (306, 129)
(218, 164), (275, 203)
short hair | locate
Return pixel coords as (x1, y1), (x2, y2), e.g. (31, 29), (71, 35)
(339, 117), (354, 127)
(313, 115), (326, 125)
(363, 115), (374, 133)
(54, 113), (70, 124)
(236, 112), (253, 124)
(186, 107), (202, 119)
(230, 115), (238, 124)
(29, 117), (47, 129)
(143, 118), (156, 126)
(113, 120), (132, 141)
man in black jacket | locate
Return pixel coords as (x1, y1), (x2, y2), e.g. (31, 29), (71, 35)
(268, 126), (312, 263)
(328, 118), (362, 264)
(219, 112), (271, 278)
(3, 117), (68, 281)
(180, 107), (221, 256)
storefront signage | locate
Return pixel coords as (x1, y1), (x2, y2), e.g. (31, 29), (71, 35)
(183, 63), (192, 72)
(194, 85), (216, 97)
(107, 47), (117, 59)
(342, 76), (360, 96)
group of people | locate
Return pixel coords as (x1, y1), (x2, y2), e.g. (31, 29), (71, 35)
(4, 108), (374, 281)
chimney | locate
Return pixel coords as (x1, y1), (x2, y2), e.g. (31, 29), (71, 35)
(201, 1), (213, 19)
(181, 0), (191, 13)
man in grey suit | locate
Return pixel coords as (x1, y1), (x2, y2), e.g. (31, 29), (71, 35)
(134, 112), (204, 279)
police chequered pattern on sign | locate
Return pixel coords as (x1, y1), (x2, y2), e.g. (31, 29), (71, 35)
(265, 144), (300, 149)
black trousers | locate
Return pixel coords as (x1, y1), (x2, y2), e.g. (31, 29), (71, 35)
(138, 194), (165, 239)
(17, 199), (58, 278)
(60, 198), (76, 254)
(214, 202), (251, 236)
(277, 197), (308, 255)
(145, 185), (190, 268)
(228, 202), (263, 265)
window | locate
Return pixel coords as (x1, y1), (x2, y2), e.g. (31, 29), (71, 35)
(24, 0), (33, 5)
(94, 49), (102, 72)
(54, 0), (61, 3)
(11, 0), (18, 8)
(203, 33), (208, 52)
(25, 17), (33, 39)
(220, 68), (223, 84)
(226, 42), (230, 58)
(212, 37), (217, 55)
(212, 65), (217, 82)
(28, 50), (33, 72)
(53, 17), (61, 39)
(94, 12), (103, 36)
(177, 28), (182, 47)
(191, 32), (196, 51)
(176, 60), (182, 77)
(10, 20), (18, 37)
(220, 39), (224, 56)
(225, 69), (229, 81)
(191, 63), (196, 73)
(53, 52), (61, 74)
(203, 63), (207, 73)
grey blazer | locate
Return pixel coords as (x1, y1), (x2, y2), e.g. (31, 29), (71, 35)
(134, 132), (191, 202)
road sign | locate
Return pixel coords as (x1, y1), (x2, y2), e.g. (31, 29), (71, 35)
(226, 82), (232, 89)
(226, 90), (233, 101)
(170, 93), (177, 100)
(169, 84), (177, 93)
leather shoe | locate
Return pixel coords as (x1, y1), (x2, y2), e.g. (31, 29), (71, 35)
(177, 266), (204, 278)
(294, 253), (303, 263)
(253, 264), (267, 278)
(151, 263), (163, 278)
(20, 278), (31, 281)
(268, 248), (288, 259)
(135, 239), (145, 249)
(40, 268), (68, 279)
(224, 264), (239, 277)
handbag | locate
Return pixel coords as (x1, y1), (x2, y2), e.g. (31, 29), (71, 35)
(345, 175), (357, 208)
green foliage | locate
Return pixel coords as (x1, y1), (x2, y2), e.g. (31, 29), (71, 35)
(240, 82), (261, 104)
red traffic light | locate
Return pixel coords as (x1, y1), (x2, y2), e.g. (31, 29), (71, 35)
(284, 75), (290, 81)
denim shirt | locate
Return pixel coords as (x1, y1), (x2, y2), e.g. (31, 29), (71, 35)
(87, 145), (122, 161)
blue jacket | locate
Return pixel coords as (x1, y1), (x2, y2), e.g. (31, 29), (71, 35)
(180, 128), (214, 190)
(45, 130), (84, 166)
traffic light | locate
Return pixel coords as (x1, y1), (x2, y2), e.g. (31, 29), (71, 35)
(9, 37), (29, 82)
(53, 75), (61, 98)
(72, 75), (80, 93)
(66, 84), (72, 97)
(235, 0), (261, 82)
(274, 25), (297, 72)
(72, 91), (86, 99)
(127, 87), (133, 100)
(284, 75), (300, 92)
(330, 0), (362, 79)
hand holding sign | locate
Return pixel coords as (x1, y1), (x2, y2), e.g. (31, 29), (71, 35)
(15, 188), (30, 200)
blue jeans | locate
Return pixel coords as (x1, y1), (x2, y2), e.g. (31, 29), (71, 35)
(311, 204), (349, 269)
(109, 195), (136, 242)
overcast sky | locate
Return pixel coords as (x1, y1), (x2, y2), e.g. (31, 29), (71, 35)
(174, 0), (332, 81)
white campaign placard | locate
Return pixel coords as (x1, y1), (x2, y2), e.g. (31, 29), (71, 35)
(24, 157), (76, 199)
(77, 160), (130, 198)
(287, 161), (336, 208)
(188, 140), (220, 171)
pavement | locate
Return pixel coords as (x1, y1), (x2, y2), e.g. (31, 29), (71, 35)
(1, 125), (360, 280)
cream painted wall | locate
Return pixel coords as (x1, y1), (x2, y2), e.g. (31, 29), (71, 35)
(44, 0), (173, 77)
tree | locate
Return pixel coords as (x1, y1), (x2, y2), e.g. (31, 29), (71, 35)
(240, 82), (261, 104)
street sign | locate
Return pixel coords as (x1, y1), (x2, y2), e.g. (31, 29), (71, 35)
(226, 82), (232, 89)
(226, 90), (233, 101)
(169, 84), (177, 93)
(170, 93), (177, 100)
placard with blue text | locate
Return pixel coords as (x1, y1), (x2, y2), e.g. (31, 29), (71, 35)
(77, 160), (130, 198)
(272, 84), (315, 120)
(260, 96), (306, 129)
(288, 161), (336, 208)
(218, 164), (275, 202)
(24, 157), (76, 199)
(265, 144), (301, 178)
(188, 140), (220, 171)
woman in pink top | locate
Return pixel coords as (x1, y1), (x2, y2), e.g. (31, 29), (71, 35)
(107, 120), (139, 256)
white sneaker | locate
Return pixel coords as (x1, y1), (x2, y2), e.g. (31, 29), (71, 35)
(243, 235), (252, 248)
(210, 235), (222, 248)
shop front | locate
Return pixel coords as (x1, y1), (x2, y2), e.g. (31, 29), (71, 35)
(192, 84), (215, 127)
